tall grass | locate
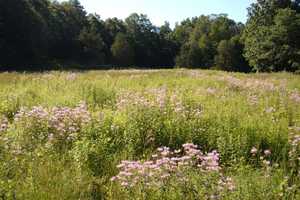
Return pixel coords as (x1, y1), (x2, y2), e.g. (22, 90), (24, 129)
(0, 69), (299, 199)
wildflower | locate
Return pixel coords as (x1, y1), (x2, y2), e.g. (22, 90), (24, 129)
(121, 182), (129, 187)
(66, 73), (77, 81)
(161, 173), (170, 179)
(225, 177), (236, 191)
(259, 156), (264, 160)
(264, 149), (271, 156)
(200, 150), (220, 171)
(263, 160), (270, 166)
(0, 117), (8, 132)
(110, 176), (117, 181)
(174, 149), (181, 154)
(111, 143), (224, 188)
(152, 154), (158, 158)
(248, 95), (259, 105)
(206, 87), (217, 95)
(290, 91), (300, 103)
(210, 195), (219, 200)
(265, 107), (275, 113)
(218, 177), (236, 192)
(157, 147), (164, 152)
(287, 127), (300, 170)
(250, 147), (258, 155)
(14, 102), (91, 148)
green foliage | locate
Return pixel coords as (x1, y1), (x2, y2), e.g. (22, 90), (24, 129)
(78, 14), (107, 65)
(1, 0), (299, 72)
(215, 36), (251, 72)
(0, 0), (49, 67)
(48, 0), (87, 64)
(111, 33), (134, 66)
(174, 14), (249, 71)
(175, 40), (203, 68)
(0, 70), (299, 198)
(243, 0), (300, 72)
(125, 13), (170, 67)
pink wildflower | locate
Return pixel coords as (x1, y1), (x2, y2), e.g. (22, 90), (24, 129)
(250, 147), (258, 155)
(264, 149), (271, 156)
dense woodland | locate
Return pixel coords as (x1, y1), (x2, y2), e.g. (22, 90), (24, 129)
(0, 0), (299, 72)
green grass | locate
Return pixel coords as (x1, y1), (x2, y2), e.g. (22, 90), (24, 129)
(0, 69), (299, 199)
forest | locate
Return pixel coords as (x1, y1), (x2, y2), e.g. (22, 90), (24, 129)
(0, 0), (299, 72)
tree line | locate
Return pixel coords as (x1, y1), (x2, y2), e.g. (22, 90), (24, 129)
(0, 0), (299, 72)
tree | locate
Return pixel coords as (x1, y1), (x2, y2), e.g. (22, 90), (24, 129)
(175, 40), (202, 68)
(174, 14), (243, 69)
(197, 35), (214, 67)
(78, 28), (106, 65)
(172, 18), (195, 46)
(215, 40), (233, 71)
(111, 33), (134, 66)
(158, 22), (178, 67)
(215, 36), (250, 72)
(2, 0), (297, 72)
(47, 0), (87, 63)
(270, 8), (300, 71)
(243, 0), (300, 71)
(0, 0), (49, 68)
(159, 22), (172, 38)
(209, 14), (238, 45)
(105, 18), (127, 46)
(78, 14), (109, 65)
(125, 13), (161, 67)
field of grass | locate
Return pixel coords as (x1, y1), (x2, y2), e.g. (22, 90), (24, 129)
(0, 69), (299, 199)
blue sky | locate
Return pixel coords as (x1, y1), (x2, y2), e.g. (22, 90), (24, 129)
(60, 0), (256, 27)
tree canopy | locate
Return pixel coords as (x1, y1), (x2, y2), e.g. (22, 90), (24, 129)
(242, 0), (300, 71)
(0, 0), (299, 72)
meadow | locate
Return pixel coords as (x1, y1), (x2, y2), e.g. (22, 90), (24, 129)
(0, 69), (299, 199)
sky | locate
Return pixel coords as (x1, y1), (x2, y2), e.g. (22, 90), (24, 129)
(59, 0), (256, 27)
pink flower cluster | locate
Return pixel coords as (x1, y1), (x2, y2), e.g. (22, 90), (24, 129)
(244, 79), (276, 91)
(48, 103), (91, 142)
(288, 127), (300, 163)
(15, 102), (91, 143)
(206, 87), (217, 95)
(151, 87), (168, 109)
(169, 93), (188, 115)
(117, 88), (168, 110)
(66, 73), (77, 81)
(116, 92), (154, 110)
(116, 89), (202, 117)
(186, 70), (204, 78)
(218, 177), (236, 192)
(248, 95), (259, 106)
(201, 150), (221, 171)
(250, 147), (272, 168)
(221, 76), (276, 91)
(265, 107), (276, 113)
(15, 106), (49, 123)
(250, 147), (258, 155)
(250, 147), (272, 157)
(0, 116), (8, 132)
(290, 91), (300, 104)
(111, 143), (221, 187)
